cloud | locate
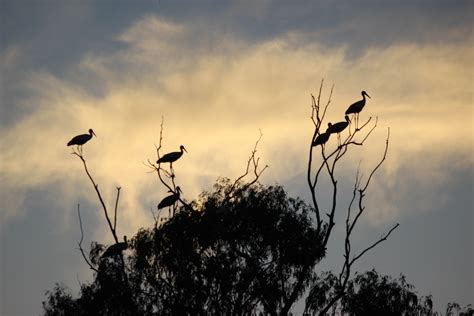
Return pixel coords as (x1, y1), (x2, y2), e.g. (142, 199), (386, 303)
(1, 8), (472, 315)
(1, 16), (472, 236)
(368, 141), (473, 219)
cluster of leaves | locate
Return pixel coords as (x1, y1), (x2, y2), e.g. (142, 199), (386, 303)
(306, 269), (474, 316)
(44, 180), (326, 315)
(305, 269), (474, 316)
(44, 257), (137, 315)
(342, 270), (432, 316)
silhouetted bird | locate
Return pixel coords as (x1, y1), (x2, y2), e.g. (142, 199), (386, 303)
(157, 145), (187, 166)
(101, 235), (128, 259)
(158, 186), (182, 209)
(67, 129), (96, 147)
(328, 115), (350, 134)
(312, 131), (330, 147)
(345, 91), (371, 128)
(328, 115), (350, 145)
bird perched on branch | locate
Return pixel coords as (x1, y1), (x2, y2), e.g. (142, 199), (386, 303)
(345, 91), (371, 128)
(157, 145), (187, 166)
(67, 129), (96, 150)
(312, 131), (330, 147)
(328, 115), (351, 145)
(158, 187), (182, 210)
(101, 235), (128, 259)
(327, 115), (350, 134)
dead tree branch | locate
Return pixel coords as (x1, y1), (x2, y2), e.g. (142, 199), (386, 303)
(306, 83), (398, 314)
(318, 128), (398, 315)
(307, 84), (379, 247)
(228, 129), (268, 198)
(77, 204), (99, 273)
(145, 117), (194, 219)
(71, 149), (118, 243)
(113, 187), (121, 232)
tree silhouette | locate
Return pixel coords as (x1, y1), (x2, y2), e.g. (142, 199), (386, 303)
(44, 82), (469, 315)
(306, 269), (435, 315)
(44, 181), (324, 315)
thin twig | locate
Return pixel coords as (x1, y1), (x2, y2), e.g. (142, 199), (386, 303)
(350, 223), (400, 265)
(113, 187), (121, 232)
(77, 204), (98, 273)
(362, 127), (389, 191)
(228, 129), (268, 199)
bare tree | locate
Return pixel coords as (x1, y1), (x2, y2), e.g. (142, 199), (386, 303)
(305, 80), (399, 314)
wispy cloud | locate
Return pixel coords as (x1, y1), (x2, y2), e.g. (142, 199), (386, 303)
(1, 16), (472, 235)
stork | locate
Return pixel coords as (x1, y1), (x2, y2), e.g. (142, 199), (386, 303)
(67, 129), (96, 153)
(327, 115), (350, 145)
(157, 145), (187, 168)
(101, 235), (128, 259)
(345, 91), (370, 129)
(312, 131), (330, 147)
(158, 186), (182, 210)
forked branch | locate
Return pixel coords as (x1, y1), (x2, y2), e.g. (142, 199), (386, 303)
(71, 149), (118, 243)
(228, 129), (268, 198)
(306, 83), (398, 314)
(145, 117), (194, 217)
(319, 128), (397, 315)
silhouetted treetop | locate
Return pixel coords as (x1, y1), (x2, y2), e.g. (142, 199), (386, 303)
(44, 180), (327, 315)
(47, 83), (452, 315)
(306, 269), (438, 316)
(130, 179), (326, 314)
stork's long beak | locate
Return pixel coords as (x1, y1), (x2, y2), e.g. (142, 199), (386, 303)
(92, 130), (97, 137)
(366, 93), (371, 99)
(183, 147), (188, 153)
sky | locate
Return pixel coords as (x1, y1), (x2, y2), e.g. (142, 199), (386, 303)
(1, 0), (473, 314)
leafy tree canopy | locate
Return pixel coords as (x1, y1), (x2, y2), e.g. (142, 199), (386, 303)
(44, 180), (326, 315)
